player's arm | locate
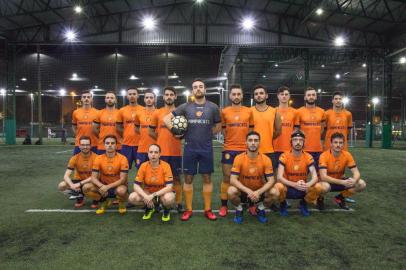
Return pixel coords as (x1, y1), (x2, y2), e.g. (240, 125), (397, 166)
(350, 166), (360, 182)
(155, 183), (173, 197)
(91, 170), (104, 188)
(92, 122), (100, 138)
(230, 173), (252, 194)
(63, 169), (80, 191)
(133, 182), (150, 200)
(163, 112), (175, 130)
(148, 126), (157, 140)
(256, 175), (276, 196)
(277, 163), (301, 189)
(319, 168), (344, 185)
(273, 112), (282, 139)
(116, 123), (124, 137)
(106, 172), (128, 190)
(306, 165), (318, 188)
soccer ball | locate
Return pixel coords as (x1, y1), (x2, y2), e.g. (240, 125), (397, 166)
(172, 116), (188, 134)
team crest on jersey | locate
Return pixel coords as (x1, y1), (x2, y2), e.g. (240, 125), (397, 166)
(151, 176), (157, 182)
(108, 166), (113, 171)
(136, 159), (140, 165)
(294, 165), (299, 171)
(108, 116), (112, 121)
(334, 160), (340, 170)
(225, 153), (231, 160)
(84, 115), (88, 119)
(234, 115), (240, 121)
(336, 118), (342, 124)
(195, 111), (203, 117)
(281, 115), (284, 121)
(132, 113), (136, 118)
(249, 167), (256, 174)
(311, 115), (315, 120)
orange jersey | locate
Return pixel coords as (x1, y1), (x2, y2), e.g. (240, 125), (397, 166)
(67, 152), (97, 180)
(134, 108), (157, 153)
(117, 105), (143, 146)
(222, 106), (254, 151)
(135, 160), (173, 193)
(296, 106), (326, 152)
(92, 153), (129, 185)
(230, 152), (274, 191)
(72, 108), (99, 147)
(324, 109), (353, 150)
(94, 108), (122, 150)
(273, 107), (298, 152)
(150, 107), (182, 156)
(279, 151), (314, 182)
(251, 106), (277, 154)
(319, 150), (356, 179)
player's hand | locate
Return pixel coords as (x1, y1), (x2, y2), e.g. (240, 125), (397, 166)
(343, 178), (356, 188)
(99, 185), (109, 196)
(250, 191), (260, 202)
(170, 127), (183, 136)
(174, 134), (184, 139)
(70, 183), (81, 192)
(296, 180), (307, 191)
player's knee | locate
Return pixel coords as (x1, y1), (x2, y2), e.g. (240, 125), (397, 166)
(222, 174), (230, 183)
(274, 182), (284, 192)
(227, 186), (238, 198)
(201, 174), (211, 184)
(128, 192), (141, 204)
(162, 193), (175, 206)
(116, 185), (127, 197)
(82, 183), (93, 193)
(319, 182), (331, 193)
(356, 179), (366, 192)
(58, 181), (67, 191)
(269, 187), (279, 199)
(184, 175), (193, 184)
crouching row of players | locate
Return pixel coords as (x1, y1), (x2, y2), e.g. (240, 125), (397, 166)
(58, 130), (366, 223)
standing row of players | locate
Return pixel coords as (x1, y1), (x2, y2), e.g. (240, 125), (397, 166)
(58, 80), (366, 222)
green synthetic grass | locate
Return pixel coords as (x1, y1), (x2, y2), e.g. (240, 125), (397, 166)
(0, 145), (405, 270)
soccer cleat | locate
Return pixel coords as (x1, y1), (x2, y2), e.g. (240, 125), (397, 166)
(269, 203), (280, 212)
(142, 208), (155, 220)
(95, 199), (112, 215)
(181, 210), (193, 221)
(118, 201), (127, 214)
(218, 206), (228, 217)
(316, 197), (325, 211)
(248, 205), (257, 216)
(279, 200), (289, 217)
(233, 210), (244, 224)
(176, 204), (184, 214)
(74, 198), (85, 208)
(334, 195), (350, 210)
(256, 209), (268, 223)
(162, 211), (171, 222)
(345, 197), (356, 203)
(204, 210), (217, 221)
(112, 199), (119, 205)
(299, 199), (310, 217)
(90, 200), (99, 209)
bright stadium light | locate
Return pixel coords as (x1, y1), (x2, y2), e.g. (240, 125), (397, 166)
(0, 88), (6, 95)
(274, 63), (279, 67)
(362, 63), (367, 68)
(153, 88), (159, 96)
(74, 5), (83, 14)
(342, 96), (350, 106)
(183, 90), (190, 96)
(72, 73), (77, 78)
(223, 72), (227, 76)
(315, 8), (323, 15)
(321, 64), (325, 68)
(335, 73), (341, 79)
(142, 15), (157, 30)
(400, 57), (406, 64)
(64, 29), (78, 42)
(21, 77), (27, 81)
(372, 97), (380, 105)
(195, 0), (204, 3)
(120, 89), (126, 96)
(334, 36), (345, 46)
(129, 75), (139, 80)
(262, 75), (266, 78)
(59, 88), (66, 96)
(241, 16), (255, 30)
(70, 91), (76, 96)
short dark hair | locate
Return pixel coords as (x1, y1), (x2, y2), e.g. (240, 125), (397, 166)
(278, 86), (290, 93)
(148, 143), (161, 152)
(105, 91), (116, 96)
(164, 86), (176, 95)
(304, 87), (316, 94)
(253, 84), (267, 93)
(79, 135), (91, 144)
(144, 88), (156, 98)
(229, 84), (242, 92)
(291, 130), (305, 139)
(81, 91), (92, 96)
(127, 87), (139, 93)
(103, 134), (117, 143)
(330, 132), (345, 142)
(246, 131), (261, 140)
(192, 78), (205, 86)
(332, 91), (343, 98)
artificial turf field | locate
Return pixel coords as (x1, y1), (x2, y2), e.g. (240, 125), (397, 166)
(0, 142), (405, 270)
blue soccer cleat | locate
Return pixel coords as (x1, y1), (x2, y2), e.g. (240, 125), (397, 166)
(299, 199), (310, 217)
(256, 209), (268, 223)
(233, 210), (243, 224)
(279, 200), (289, 216)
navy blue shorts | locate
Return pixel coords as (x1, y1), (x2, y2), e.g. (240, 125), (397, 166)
(329, 178), (350, 192)
(240, 192), (265, 204)
(221, 150), (244, 165)
(183, 150), (213, 175)
(160, 156), (182, 177)
(136, 152), (149, 169)
(307, 151), (322, 171)
(286, 187), (306, 200)
(264, 152), (278, 172)
(121, 145), (138, 169)
(73, 146), (97, 155)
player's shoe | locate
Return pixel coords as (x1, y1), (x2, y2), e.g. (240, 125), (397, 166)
(96, 199), (112, 215)
(316, 197), (325, 211)
(248, 205), (257, 216)
(118, 201), (127, 214)
(162, 210), (171, 222)
(334, 195), (350, 210)
(279, 200), (289, 216)
(299, 199), (310, 217)
(218, 206), (228, 217)
(269, 203), (279, 212)
(256, 209), (268, 223)
(345, 197), (356, 203)
(90, 200), (99, 209)
(204, 210), (217, 221)
(233, 210), (243, 224)
(112, 199), (119, 205)
(181, 210), (193, 221)
(142, 208), (155, 220)
(176, 204), (184, 213)
(74, 198), (85, 208)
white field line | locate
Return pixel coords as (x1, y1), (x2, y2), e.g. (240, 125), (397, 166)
(55, 150), (72, 154)
(26, 208), (354, 213)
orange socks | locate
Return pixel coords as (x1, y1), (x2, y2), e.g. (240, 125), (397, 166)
(183, 183), (193, 211)
(220, 181), (230, 201)
(173, 181), (183, 205)
(203, 182), (213, 211)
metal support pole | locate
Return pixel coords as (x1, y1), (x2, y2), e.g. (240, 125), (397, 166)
(304, 49), (310, 89)
(114, 48), (119, 92)
(165, 46), (169, 87)
(382, 55), (392, 149)
(5, 43), (16, 145)
(365, 53), (373, 148)
(37, 45), (43, 144)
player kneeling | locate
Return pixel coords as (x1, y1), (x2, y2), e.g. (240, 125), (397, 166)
(58, 136), (97, 208)
(128, 144), (175, 222)
(318, 132), (366, 210)
(228, 131), (276, 224)
(270, 131), (323, 217)
(82, 135), (129, 215)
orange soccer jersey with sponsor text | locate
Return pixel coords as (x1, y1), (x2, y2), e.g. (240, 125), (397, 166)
(222, 106), (254, 151)
(319, 150), (356, 179)
(116, 105), (143, 147)
(134, 107), (156, 153)
(72, 108), (99, 147)
(273, 107), (298, 152)
(135, 160), (173, 193)
(92, 153), (129, 185)
(94, 108), (122, 150)
(230, 152), (274, 191)
(324, 109), (353, 150)
(296, 106), (325, 152)
(251, 106), (277, 154)
(279, 151), (314, 182)
(67, 152), (97, 180)
(150, 107), (181, 156)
